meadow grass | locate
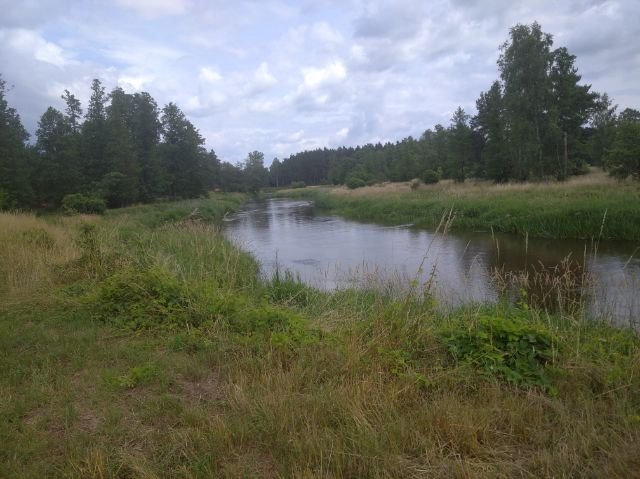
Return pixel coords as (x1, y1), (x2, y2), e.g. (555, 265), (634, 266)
(276, 170), (640, 239)
(1, 195), (639, 478)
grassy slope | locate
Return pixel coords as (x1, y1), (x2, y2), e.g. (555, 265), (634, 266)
(276, 170), (640, 240)
(1, 194), (639, 478)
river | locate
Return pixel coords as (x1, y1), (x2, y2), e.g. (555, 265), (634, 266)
(224, 198), (640, 327)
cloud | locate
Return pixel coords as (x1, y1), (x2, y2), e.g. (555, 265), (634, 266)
(2, 29), (71, 67)
(0, 0), (638, 164)
(301, 61), (347, 89)
(114, 0), (188, 17)
(199, 67), (222, 83)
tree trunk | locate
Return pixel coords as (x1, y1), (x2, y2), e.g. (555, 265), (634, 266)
(563, 131), (568, 180)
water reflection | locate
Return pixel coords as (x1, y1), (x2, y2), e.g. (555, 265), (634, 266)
(224, 198), (640, 327)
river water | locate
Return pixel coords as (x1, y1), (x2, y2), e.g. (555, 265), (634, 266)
(224, 198), (640, 327)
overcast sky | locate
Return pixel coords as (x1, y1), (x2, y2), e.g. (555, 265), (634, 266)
(1, 0), (638, 165)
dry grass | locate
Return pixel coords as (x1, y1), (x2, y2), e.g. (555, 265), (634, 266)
(328, 169), (622, 199)
(0, 212), (100, 302)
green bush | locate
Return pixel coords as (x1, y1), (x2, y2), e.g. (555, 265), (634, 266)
(410, 179), (421, 190)
(346, 176), (366, 189)
(94, 266), (193, 330)
(439, 313), (555, 390)
(290, 181), (306, 189)
(422, 169), (440, 184)
(62, 193), (106, 215)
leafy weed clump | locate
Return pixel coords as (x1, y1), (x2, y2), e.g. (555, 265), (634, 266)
(439, 311), (555, 391)
(93, 266), (194, 330)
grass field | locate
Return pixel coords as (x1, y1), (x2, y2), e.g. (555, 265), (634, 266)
(1, 193), (639, 478)
(276, 170), (640, 240)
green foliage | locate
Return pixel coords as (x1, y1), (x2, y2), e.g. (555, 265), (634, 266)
(94, 266), (193, 330)
(346, 176), (366, 189)
(290, 181), (306, 189)
(606, 108), (640, 180)
(111, 363), (158, 389)
(266, 269), (316, 307)
(439, 313), (555, 390)
(422, 169), (440, 184)
(410, 179), (421, 190)
(62, 193), (106, 215)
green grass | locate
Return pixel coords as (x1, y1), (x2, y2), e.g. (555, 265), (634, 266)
(1, 195), (639, 477)
(276, 172), (640, 239)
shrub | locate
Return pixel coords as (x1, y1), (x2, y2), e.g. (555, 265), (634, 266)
(346, 176), (366, 189)
(94, 266), (193, 330)
(438, 313), (555, 390)
(422, 169), (440, 184)
(290, 181), (306, 189)
(62, 193), (106, 215)
(410, 179), (421, 190)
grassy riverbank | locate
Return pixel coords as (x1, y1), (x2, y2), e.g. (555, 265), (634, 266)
(276, 170), (640, 240)
(1, 194), (639, 478)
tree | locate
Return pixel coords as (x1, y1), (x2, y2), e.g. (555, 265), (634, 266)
(82, 79), (109, 183)
(0, 75), (31, 208)
(448, 107), (472, 182)
(475, 81), (510, 181)
(243, 150), (268, 192)
(35, 107), (76, 205)
(499, 22), (554, 179)
(102, 87), (139, 207)
(62, 89), (82, 133)
(549, 47), (596, 179)
(159, 102), (208, 198)
(587, 93), (617, 167)
(606, 108), (640, 180)
(130, 92), (163, 201)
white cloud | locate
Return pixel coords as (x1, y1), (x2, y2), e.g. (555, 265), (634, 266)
(336, 127), (349, 141)
(3, 29), (70, 67)
(301, 61), (347, 89)
(254, 62), (275, 86)
(199, 67), (222, 83)
(0, 0), (638, 164)
(118, 74), (154, 90)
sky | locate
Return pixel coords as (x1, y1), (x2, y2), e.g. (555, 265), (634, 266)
(1, 0), (638, 165)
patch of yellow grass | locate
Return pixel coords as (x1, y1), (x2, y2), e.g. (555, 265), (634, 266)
(0, 212), (97, 302)
(330, 168), (621, 199)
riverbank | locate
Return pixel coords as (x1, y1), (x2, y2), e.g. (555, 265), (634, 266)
(1, 194), (639, 477)
(275, 170), (640, 240)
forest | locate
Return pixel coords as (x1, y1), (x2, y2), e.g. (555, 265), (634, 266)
(1, 22), (639, 213)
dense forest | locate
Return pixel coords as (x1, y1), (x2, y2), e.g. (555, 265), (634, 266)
(1, 22), (639, 212)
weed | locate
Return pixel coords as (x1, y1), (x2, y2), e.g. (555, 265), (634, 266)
(439, 311), (556, 391)
(93, 266), (193, 330)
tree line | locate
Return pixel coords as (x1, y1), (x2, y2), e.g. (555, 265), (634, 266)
(1, 22), (639, 212)
(270, 22), (639, 188)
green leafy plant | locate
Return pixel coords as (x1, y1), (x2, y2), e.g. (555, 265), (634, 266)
(439, 313), (555, 390)
(94, 266), (193, 330)
(346, 176), (366, 189)
(62, 193), (106, 215)
(113, 363), (158, 389)
(422, 169), (440, 184)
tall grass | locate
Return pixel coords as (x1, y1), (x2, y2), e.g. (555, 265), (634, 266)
(1, 196), (639, 478)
